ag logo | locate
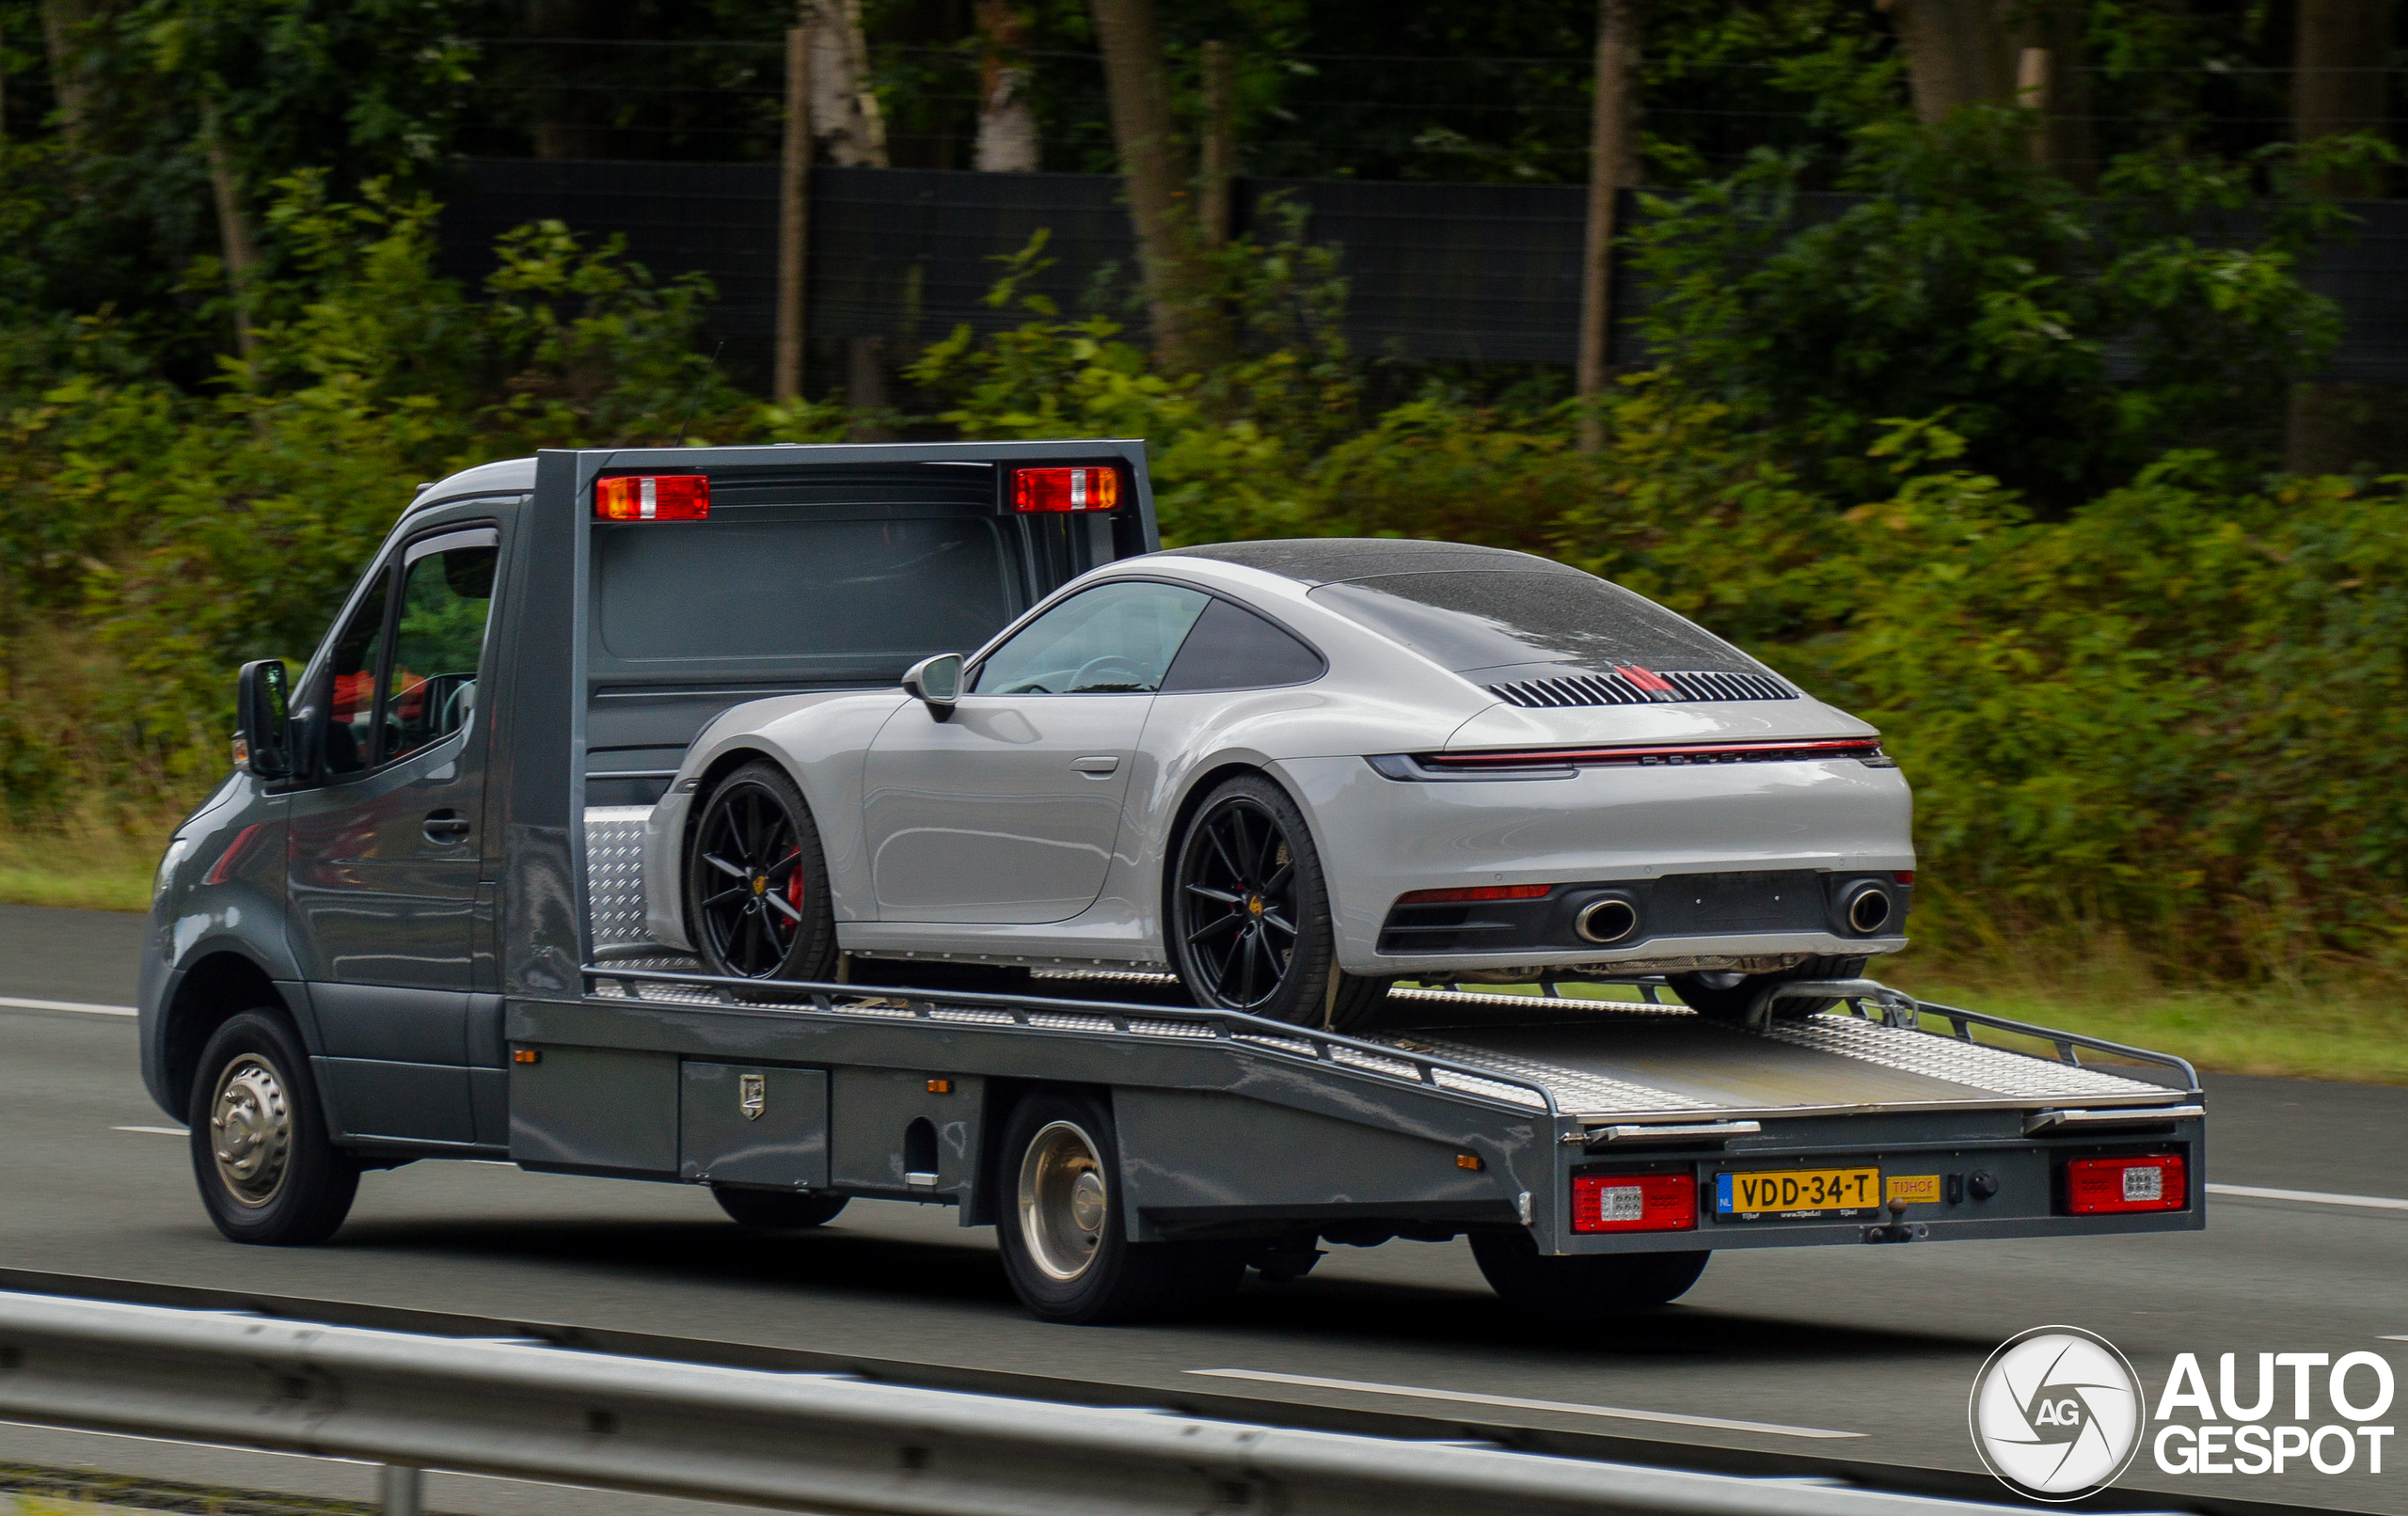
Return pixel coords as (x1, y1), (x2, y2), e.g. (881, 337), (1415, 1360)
(1970, 1325), (2146, 1501)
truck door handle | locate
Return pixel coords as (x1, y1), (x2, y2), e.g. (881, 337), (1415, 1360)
(423, 809), (471, 844)
(1070, 755), (1119, 775)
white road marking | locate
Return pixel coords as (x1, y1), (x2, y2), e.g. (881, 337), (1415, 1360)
(0, 995), (136, 1017)
(113, 1126), (187, 1136)
(1185, 1368), (1862, 1439)
(2207, 1182), (2408, 1212)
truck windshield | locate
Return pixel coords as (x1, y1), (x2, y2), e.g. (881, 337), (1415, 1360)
(1307, 570), (1761, 676)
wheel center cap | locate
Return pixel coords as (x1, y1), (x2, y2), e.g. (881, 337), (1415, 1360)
(1245, 893), (1264, 917)
(752, 875), (768, 896)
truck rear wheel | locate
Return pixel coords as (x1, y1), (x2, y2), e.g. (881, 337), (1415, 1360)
(714, 1188), (849, 1229)
(188, 1011), (360, 1246)
(995, 1092), (1243, 1324)
(687, 761), (839, 995)
(1469, 1231), (1709, 1322)
(1168, 774), (1390, 1033)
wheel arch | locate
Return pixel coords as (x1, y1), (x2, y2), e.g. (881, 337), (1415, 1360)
(161, 951), (302, 1117)
(1154, 760), (1279, 928)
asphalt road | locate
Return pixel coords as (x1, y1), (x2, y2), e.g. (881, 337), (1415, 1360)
(2, 902), (2402, 1515)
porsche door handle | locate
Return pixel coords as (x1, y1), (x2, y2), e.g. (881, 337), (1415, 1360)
(422, 809), (472, 845)
(1070, 755), (1120, 776)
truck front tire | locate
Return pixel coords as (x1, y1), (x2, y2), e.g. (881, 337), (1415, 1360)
(1469, 1231), (1709, 1322)
(188, 1011), (360, 1246)
(995, 1091), (1244, 1324)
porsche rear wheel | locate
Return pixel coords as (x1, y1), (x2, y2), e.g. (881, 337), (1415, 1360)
(687, 761), (839, 993)
(1169, 774), (1390, 1032)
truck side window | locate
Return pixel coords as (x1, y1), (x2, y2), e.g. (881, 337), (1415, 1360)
(323, 572), (391, 780)
(386, 541), (499, 764)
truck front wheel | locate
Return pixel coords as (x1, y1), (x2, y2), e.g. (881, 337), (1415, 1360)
(188, 1011), (360, 1246)
(1469, 1231), (1709, 1322)
(995, 1092), (1243, 1324)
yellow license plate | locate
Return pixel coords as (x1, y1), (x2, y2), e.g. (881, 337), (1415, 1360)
(1715, 1166), (1881, 1218)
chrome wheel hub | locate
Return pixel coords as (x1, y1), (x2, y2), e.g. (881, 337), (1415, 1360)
(1018, 1120), (1108, 1282)
(211, 1053), (293, 1208)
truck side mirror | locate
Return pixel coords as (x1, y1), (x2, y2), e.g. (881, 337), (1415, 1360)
(901, 654), (962, 719)
(234, 659), (293, 779)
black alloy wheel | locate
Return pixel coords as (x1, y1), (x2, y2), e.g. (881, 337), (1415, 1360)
(1169, 774), (1389, 1031)
(687, 761), (838, 989)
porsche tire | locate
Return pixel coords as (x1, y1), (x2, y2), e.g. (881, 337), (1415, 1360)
(188, 1011), (360, 1246)
(995, 1091), (1244, 1324)
(1669, 955), (1868, 1023)
(1469, 1231), (1710, 1321)
(1168, 773), (1390, 1032)
(686, 761), (839, 997)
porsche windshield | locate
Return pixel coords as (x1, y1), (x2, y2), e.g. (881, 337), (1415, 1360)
(1307, 570), (1759, 675)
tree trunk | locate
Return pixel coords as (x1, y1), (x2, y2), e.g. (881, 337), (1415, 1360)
(2286, 0), (2395, 474)
(2017, 0), (2094, 187)
(1880, 0), (2015, 122)
(973, 1), (1038, 171)
(2295, 0), (2392, 197)
(527, 0), (622, 159)
(1196, 39), (1234, 247)
(1090, 0), (1223, 370)
(201, 103), (261, 369)
(775, 24), (812, 405)
(40, 0), (109, 150)
(807, 0), (887, 168)
(1576, 0), (1641, 455)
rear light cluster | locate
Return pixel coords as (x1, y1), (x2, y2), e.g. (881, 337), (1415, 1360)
(1571, 1173), (1696, 1233)
(1395, 883), (1552, 906)
(1013, 466), (1119, 513)
(2065, 1154), (2186, 1214)
(1415, 738), (1886, 772)
(594, 474), (709, 521)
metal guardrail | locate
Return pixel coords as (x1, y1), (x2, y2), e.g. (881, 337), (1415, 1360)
(0, 1289), (2059, 1516)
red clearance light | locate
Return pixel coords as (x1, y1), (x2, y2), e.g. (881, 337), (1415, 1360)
(2065, 1154), (2186, 1214)
(595, 474), (709, 521)
(1014, 466), (1119, 513)
(1396, 883), (1553, 906)
(1572, 1173), (1697, 1233)
(1894, 871), (1916, 884)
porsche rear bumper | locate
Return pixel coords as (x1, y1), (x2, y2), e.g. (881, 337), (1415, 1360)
(1274, 753), (1917, 980)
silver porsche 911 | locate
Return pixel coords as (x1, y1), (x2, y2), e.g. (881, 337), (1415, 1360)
(643, 538), (1914, 1028)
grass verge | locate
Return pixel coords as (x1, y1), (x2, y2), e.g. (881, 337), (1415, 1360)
(0, 827), (164, 913)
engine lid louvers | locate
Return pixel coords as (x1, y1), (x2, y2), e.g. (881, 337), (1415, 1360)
(1488, 667), (1797, 708)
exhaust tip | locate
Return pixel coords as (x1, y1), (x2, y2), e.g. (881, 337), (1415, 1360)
(1846, 885), (1893, 935)
(1576, 897), (1640, 945)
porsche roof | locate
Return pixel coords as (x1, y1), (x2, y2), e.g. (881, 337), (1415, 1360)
(1156, 538), (1582, 585)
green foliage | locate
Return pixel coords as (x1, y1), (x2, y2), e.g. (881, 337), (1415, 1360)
(1627, 111), (2353, 507)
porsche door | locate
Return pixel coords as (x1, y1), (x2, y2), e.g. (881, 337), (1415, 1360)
(862, 580), (1211, 924)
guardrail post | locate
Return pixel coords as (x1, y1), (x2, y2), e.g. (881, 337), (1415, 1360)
(380, 1463), (423, 1516)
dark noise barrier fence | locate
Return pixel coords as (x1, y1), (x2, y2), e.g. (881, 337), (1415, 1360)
(435, 158), (2408, 382)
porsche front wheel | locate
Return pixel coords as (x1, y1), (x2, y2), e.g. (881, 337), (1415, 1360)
(1169, 774), (1390, 1032)
(687, 761), (839, 991)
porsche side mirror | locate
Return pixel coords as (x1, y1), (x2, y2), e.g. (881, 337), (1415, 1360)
(234, 658), (292, 779)
(902, 653), (963, 719)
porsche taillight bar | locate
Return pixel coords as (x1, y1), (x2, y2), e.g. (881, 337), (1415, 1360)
(1369, 738), (1885, 779)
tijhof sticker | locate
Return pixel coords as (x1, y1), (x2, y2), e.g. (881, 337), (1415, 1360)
(1969, 1325), (2147, 1501)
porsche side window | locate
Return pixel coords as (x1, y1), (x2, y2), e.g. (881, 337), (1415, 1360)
(1160, 598), (1326, 692)
(972, 581), (1211, 694)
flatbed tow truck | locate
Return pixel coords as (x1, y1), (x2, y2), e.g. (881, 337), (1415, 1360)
(142, 439), (2205, 1322)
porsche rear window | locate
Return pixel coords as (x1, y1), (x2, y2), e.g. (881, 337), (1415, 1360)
(1307, 571), (1758, 675)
